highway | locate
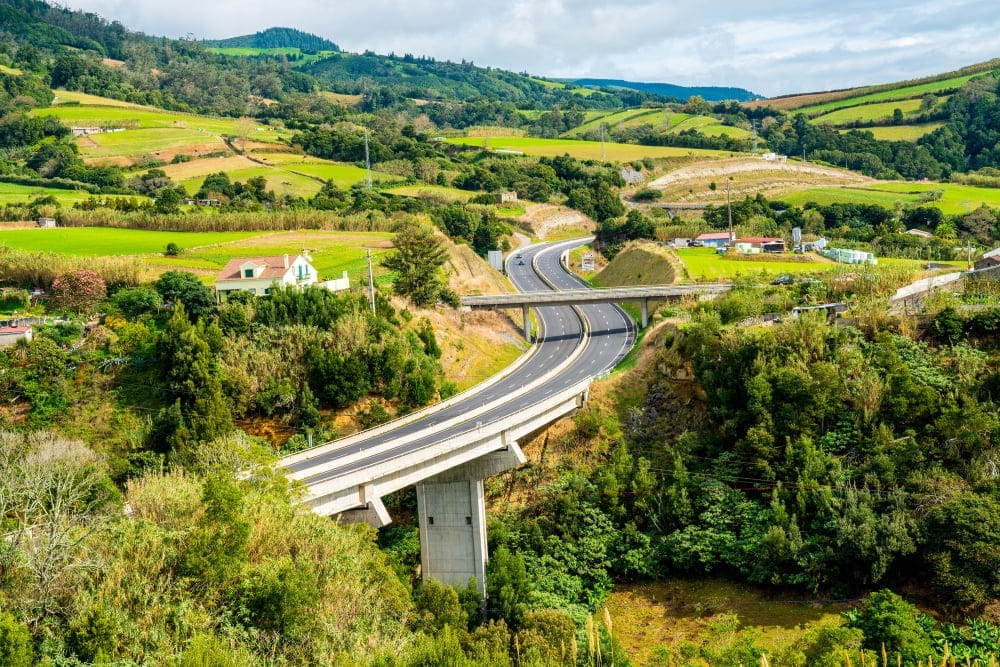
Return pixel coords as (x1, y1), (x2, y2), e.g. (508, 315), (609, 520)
(283, 237), (635, 488)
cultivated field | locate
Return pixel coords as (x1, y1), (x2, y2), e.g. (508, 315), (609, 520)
(777, 181), (1000, 214)
(446, 136), (730, 161)
(789, 74), (976, 116)
(855, 123), (944, 141)
(0, 183), (137, 207)
(385, 185), (473, 201)
(812, 98), (927, 125)
(677, 247), (835, 280)
(0, 227), (260, 255)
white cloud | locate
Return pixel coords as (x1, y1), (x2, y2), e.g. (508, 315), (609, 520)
(56, 0), (1000, 96)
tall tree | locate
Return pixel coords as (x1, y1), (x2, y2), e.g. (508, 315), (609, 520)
(382, 224), (456, 307)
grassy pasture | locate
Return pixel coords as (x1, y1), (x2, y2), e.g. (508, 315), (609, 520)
(812, 98), (925, 125)
(34, 94), (285, 143)
(775, 181), (1000, 215)
(529, 77), (564, 90)
(172, 230), (394, 281)
(77, 128), (227, 160)
(283, 161), (403, 187)
(0, 227), (260, 255)
(677, 247), (835, 281)
(0, 183), (138, 207)
(385, 184), (473, 201)
(776, 186), (922, 209)
(793, 74), (977, 116)
(859, 123), (944, 141)
(566, 108), (660, 136)
(446, 136), (729, 161)
(206, 47), (338, 66)
(317, 91), (364, 106)
(178, 167), (324, 198)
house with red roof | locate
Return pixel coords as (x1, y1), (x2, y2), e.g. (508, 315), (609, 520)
(694, 231), (733, 248)
(0, 325), (32, 347)
(215, 253), (318, 303)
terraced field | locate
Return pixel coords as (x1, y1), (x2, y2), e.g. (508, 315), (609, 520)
(812, 98), (926, 125)
(857, 123), (944, 141)
(775, 181), (1000, 214)
(446, 135), (729, 161)
(791, 73), (976, 116)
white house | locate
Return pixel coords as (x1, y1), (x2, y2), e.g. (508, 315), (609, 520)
(215, 254), (318, 302)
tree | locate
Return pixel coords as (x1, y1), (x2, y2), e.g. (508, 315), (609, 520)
(382, 224), (456, 307)
(49, 269), (106, 314)
(850, 590), (934, 664)
(486, 546), (531, 629)
(0, 613), (32, 667)
(110, 286), (162, 319)
(155, 271), (215, 321)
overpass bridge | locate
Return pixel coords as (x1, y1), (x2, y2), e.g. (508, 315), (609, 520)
(281, 239), (635, 595)
(461, 283), (731, 331)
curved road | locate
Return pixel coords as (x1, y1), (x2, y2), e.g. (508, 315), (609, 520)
(284, 238), (634, 485)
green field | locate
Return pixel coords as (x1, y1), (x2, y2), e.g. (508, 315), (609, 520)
(566, 108), (661, 136)
(0, 182), (139, 207)
(179, 167), (324, 198)
(446, 135), (729, 161)
(78, 128), (227, 159)
(170, 231), (394, 280)
(777, 181), (1000, 215)
(33, 94), (285, 143)
(813, 98), (926, 125)
(859, 123), (944, 141)
(794, 74), (977, 117)
(0, 228), (260, 255)
(677, 247), (835, 280)
(384, 184), (473, 201)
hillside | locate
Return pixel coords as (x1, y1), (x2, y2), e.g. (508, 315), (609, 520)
(592, 240), (679, 286)
(202, 27), (340, 51)
(567, 78), (760, 102)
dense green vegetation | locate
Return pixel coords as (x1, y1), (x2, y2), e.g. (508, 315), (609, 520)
(202, 27), (340, 52)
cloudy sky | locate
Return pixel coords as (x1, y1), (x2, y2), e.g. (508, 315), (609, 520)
(57, 0), (1000, 97)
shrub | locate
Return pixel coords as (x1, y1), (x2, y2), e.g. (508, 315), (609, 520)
(0, 613), (32, 667)
(49, 268), (106, 314)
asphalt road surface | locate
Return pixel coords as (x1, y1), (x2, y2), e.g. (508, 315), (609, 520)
(284, 238), (635, 485)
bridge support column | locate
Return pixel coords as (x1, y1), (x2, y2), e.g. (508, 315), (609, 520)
(522, 305), (531, 341)
(641, 298), (649, 328)
(415, 441), (525, 598)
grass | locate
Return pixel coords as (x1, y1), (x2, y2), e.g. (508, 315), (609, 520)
(284, 161), (403, 186)
(385, 184), (473, 201)
(603, 579), (854, 666)
(677, 247), (836, 281)
(445, 136), (730, 161)
(174, 231), (393, 281)
(812, 98), (926, 125)
(33, 92), (286, 143)
(178, 166), (324, 198)
(0, 182), (137, 207)
(793, 73), (978, 116)
(0, 228), (261, 255)
(858, 123), (944, 141)
(776, 182), (1000, 215)
(77, 128), (227, 159)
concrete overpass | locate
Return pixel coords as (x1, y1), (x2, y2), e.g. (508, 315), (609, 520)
(461, 283), (731, 331)
(281, 239), (635, 595)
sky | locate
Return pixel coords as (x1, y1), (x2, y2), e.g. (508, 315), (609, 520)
(56, 0), (1000, 97)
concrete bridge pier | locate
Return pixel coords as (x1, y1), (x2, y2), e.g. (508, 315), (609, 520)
(640, 298), (648, 328)
(522, 304), (531, 341)
(415, 441), (525, 598)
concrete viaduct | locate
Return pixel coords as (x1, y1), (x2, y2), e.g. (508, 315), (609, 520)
(280, 240), (729, 596)
(460, 283), (731, 333)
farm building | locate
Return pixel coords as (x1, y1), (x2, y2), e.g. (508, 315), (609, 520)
(37, 217), (56, 228)
(0, 326), (32, 347)
(736, 237), (786, 253)
(493, 191), (518, 204)
(975, 247), (1000, 270)
(905, 228), (934, 239)
(694, 232), (733, 248)
(761, 152), (788, 163)
(215, 254), (319, 302)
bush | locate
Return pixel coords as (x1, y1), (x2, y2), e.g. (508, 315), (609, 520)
(0, 613), (32, 667)
(110, 286), (162, 319)
(165, 242), (181, 256)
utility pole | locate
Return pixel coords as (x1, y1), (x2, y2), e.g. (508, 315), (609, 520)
(364, 129), (372, 190)
(726, 177), (734, 244)
(366, 248), (376, 314)
(751, 119), (758, 154)
(600, 123), (606, 163)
